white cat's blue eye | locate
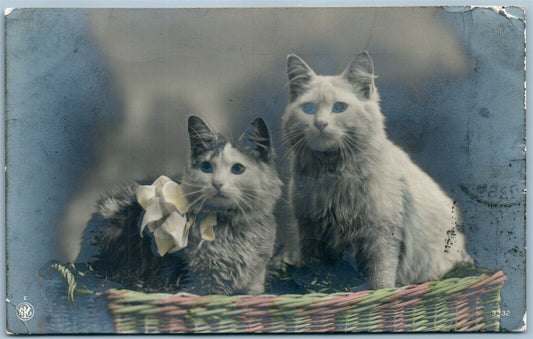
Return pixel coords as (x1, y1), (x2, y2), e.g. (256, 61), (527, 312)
(301, 103), (316, 114)
(199, 161), (213, 173)
(231, 163), (246, 175)
(332, 102), (348, 113)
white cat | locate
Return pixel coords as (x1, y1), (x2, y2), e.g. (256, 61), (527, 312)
(282, 51), (473, 289)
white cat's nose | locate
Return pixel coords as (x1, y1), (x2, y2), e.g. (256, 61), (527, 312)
(314, 120), (328, 131)
(212, 182), (223, 190)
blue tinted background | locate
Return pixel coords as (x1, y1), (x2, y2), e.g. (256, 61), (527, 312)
(2, 4), (527, 334)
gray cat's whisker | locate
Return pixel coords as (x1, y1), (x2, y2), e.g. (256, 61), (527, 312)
(242, 189), (280, 201)
(227, 195), (247, 215)
(239, 193), (274, 207)
(235, 196), (252, 213)
(223, 189), (266, 210)
(187, 195), (207, 211)
(237, 196), (259, 212)
(180, 182), (204, 188)
(224, 188), (260, 207)
(244, 190), (290, 204)
(222, 192), (251, 212)
(182, 189), (204, 197)
(191, 198), (207, 215)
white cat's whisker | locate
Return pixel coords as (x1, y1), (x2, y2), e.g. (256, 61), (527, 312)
(293, 139), (309, 158)
(282, 137), (307, 161)
(281, 129), (305, 143)
(339, 138), (355, 159)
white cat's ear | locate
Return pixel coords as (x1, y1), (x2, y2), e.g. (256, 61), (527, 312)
(238, 117), (271, 162)
(187, 115), (217, 159)
(342, 51), (377, 99)
(287, 54), (315, 101)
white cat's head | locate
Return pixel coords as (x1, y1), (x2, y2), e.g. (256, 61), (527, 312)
(282, 51), (385, 155)
(182, 116), (281, 215)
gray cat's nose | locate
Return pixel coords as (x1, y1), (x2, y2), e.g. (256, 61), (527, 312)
(213, 182), (223, 190)
(314, 120), (328, 131)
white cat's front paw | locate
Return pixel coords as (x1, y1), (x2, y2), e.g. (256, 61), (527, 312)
(368, 273), (396, 289)
(246, 283), (265, 295)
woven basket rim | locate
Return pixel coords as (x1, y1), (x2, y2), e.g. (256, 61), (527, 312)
(105, 269), (506, 301)
(104, 270), (507, 333)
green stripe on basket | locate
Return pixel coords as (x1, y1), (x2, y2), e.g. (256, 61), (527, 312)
(268, 293), (317, 332)
(181, 297), (242, 332)
(339, 287), (407, 331)
(425, 276), (487, 297)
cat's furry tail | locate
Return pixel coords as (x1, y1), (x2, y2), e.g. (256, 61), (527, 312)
(78, 182), (187, 292)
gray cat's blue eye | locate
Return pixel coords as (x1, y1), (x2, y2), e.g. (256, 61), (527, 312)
(199, 161), (213, 173)
(231, 163), (246, 175)
(301, 103), (316, 114)
(332, 102), (348, 113)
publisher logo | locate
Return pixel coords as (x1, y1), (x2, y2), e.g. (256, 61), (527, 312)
(16, 302), (34, 321)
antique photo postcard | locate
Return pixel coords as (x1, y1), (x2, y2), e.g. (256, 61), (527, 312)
(3, 5), (526, 334)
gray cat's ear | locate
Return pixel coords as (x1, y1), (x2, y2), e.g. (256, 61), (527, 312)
(342, 51), (377, 99)
(287, 54), (315, 102)
(188, 115), (217, 159)
(238, 117), (271, 162)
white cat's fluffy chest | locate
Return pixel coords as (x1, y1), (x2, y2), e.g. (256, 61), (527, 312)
(290, 147), (404, 236)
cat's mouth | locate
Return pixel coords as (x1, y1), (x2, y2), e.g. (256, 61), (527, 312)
(306, 133), (338, 152)
(203, 192), (235, 211)
(208, 191), (227, 202)
(202, 203), (227, 212)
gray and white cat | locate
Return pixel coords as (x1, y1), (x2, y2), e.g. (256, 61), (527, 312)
(82, 116), (282, 295)
(282, 51), (473, 289)
(181, 116), (282, 294)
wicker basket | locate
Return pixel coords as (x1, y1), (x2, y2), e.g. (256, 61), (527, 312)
(105, 269), (506, 333)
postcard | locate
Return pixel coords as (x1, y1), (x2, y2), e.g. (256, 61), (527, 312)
(4, 6), (526, 333)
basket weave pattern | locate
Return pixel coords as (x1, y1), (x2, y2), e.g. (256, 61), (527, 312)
(105, 270), (506, 333)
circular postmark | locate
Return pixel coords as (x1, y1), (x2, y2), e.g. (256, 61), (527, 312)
(16, 302), (34, 322)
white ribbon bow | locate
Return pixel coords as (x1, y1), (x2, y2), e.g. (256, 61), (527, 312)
(135, 175), (217, 256)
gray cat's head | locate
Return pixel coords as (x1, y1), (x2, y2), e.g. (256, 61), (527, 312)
(182, 116), (282, 215)
(282, 51), (386, 156)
